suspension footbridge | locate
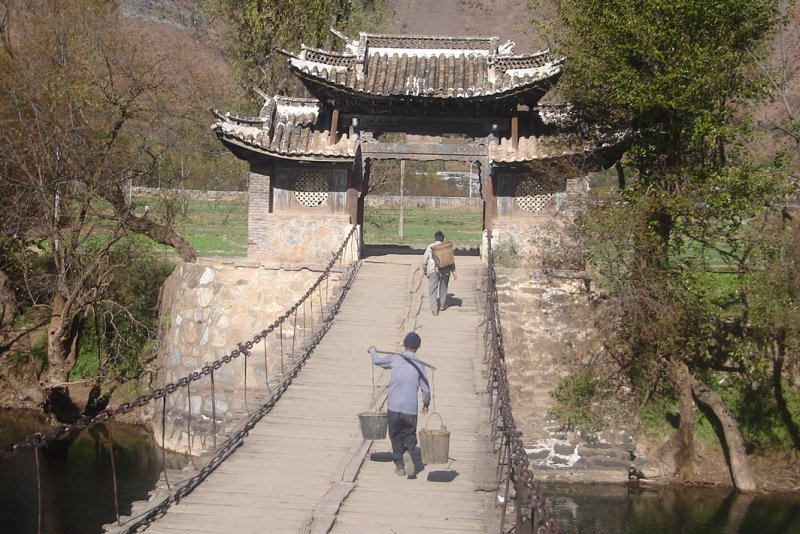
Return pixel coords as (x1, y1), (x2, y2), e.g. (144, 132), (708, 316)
(1, 235), (558, 534)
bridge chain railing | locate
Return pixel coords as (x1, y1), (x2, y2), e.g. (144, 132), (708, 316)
(483, 231), (559, 534)
(0, 225), (360, 533)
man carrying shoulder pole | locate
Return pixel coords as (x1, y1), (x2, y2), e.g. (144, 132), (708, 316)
(368, 332), (431, 479)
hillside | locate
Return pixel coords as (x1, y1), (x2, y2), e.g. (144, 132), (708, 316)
(118, 0), (544, 101)
(383, 0), (544, 51)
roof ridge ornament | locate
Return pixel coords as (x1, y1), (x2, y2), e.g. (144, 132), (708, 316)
(498, 40), (515, 55)
(330, 27), (351, 45)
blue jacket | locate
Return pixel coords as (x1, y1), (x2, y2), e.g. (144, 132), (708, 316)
(370, 348), (431, 415)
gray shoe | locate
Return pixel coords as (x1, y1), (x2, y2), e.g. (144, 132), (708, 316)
(403, 451), (414, 477)
(432, 309), (438, 316)
(394, 466), (405, 476)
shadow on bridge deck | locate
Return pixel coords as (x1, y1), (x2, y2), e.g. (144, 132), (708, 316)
(362, 243), (481, 258)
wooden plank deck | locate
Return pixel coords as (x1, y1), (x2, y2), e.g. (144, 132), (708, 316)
(141, 254), (495, 534)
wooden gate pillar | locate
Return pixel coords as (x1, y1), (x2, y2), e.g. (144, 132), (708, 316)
(481, 162), (496, 231)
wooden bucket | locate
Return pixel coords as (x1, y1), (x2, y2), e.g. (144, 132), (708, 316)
(418, 412), (450, 464)
(358, 411), (388, 440)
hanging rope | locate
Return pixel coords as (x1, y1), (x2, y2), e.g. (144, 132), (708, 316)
(186, 382), (198, 470)
(105, 424), (121, 525)
(161, 396), (171, 491)
(263, 335), (271, 393)
(35, 443), (42, 534)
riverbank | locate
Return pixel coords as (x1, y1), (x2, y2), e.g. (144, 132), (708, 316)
(496, 266), (800, 493)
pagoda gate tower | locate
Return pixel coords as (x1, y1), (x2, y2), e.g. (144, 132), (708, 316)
(212, 31), (625, 265)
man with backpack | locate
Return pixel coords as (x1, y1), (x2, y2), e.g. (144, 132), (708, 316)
(421, 231), (457, 316)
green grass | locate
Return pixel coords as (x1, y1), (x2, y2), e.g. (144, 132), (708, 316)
(138, 196), (483, 255)
(135, 197), (248, 257)
(363, 207), (483, 248)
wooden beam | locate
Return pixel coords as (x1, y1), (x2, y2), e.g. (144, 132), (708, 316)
(329, 108), (340, 145)
(482, 165), (496, 232)
(511, 114), (519, 151)
(359, 142), (489, 160)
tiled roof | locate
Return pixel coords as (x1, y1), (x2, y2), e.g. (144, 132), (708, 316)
(212, 99), (625, 165)
(211, 96), (356, 160)
(490, 107), (629, 164)
(284, 32), (563, 101)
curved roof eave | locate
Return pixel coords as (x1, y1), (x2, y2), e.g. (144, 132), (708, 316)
(216, 133), (355, 163)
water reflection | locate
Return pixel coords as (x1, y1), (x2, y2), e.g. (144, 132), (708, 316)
(4, 408), (800, 533)
(0, 409), (186, 534)
(542, 482), (800, 534)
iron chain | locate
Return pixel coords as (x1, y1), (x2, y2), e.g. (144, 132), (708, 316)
(0, 226), (357, 461)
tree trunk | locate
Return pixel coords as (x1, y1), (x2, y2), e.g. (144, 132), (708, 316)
(104, 189), (196, 262)
(722, 491), (754, 534)
(0, 268), (14, 330)
(615, 161), (626, 189)
(772, 332), (800, 449)
(671, 360), (695, 481)
(47, 292), (73, 381)
(45, 291), (84, 415)
(686, 365), (757, 491)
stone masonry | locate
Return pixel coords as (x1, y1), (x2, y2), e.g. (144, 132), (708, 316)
(248, 211), (356, 264)
(491, 176), (588, 270)
(153, 257), (345, 454)
(496, 269), (637, 483)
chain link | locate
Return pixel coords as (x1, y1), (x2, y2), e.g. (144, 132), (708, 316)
(0, 226), (358, 461)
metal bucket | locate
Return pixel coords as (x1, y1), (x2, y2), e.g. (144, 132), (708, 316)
(358, 411), (388, 440)
(419, 412), (450, 464)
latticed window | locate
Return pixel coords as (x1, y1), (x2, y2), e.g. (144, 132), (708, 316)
(294, 171), (329, 208)
(515, 177), (554, 213)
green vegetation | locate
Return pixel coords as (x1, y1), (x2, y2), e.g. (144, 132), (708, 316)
(71, 251), (175, 384)
(134, 197), (248, 257)
(638, 373), (800, 452)
(550, 370), (611, 433)
(539, 0), (798, 487)
(133, 198), (481, 255)
(363, 207), (482, 248)
(492, 239), (521, 268)
(204, 0), (386, 99)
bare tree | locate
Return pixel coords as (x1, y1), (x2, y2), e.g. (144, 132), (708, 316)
(0, 0), (198, 420)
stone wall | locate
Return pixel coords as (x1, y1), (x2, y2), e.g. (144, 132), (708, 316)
(490, 217), (583, 270)
(490, 176), (587, 269)
(248, 213), (358, 264)
(496, 269), (636, 482)
(153, 257), (344, 454)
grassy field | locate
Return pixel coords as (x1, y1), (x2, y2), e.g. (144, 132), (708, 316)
(363, 207), (483, 248)
(137, 197), (483, 256)
(175, 199), (248, 256)
(134, 197), (248, 257)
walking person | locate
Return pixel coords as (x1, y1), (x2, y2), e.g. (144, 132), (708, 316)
(422, 231), (457, 315)
(368, 332), (430, 478)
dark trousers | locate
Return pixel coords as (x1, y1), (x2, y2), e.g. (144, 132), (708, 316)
(387, 410), (418, 467)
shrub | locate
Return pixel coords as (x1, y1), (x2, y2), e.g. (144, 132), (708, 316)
(550, 369), (609, 432)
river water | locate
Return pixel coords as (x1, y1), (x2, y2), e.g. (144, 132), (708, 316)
(542, 482), (800, 533)
(0, 410), (185, 534)
(1, 409), (799, 533)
